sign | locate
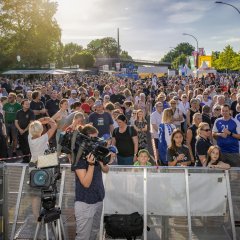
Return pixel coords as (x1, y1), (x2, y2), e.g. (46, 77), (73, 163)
(198, 56), (212, 68)
(198, 48), (205, 56)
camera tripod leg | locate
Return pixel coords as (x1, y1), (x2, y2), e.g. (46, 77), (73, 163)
(60, 216), (67, 240)
(57, 219), (62, 240)
(51, 222), (58, 239)
(33, 222), (42, 240)
(45, 223), (49, 240)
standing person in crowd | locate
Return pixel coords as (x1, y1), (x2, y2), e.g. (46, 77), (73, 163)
(52, 99), (69, 156)
(207, 145), (230, 170)
(231, 93), (240, 117)
(15, 100), (35, 162)
(195, 122), (212, 167)
(74, 125), (109, 240)
(186, 113), (202, 164)
(68, 90), (78, 110)
(45, 90), (60, 117)
(30, 91), (47, 120)
(169, 99), (183, 129)
(88, 100), (114, 137)
(211, 105), (222, 126)
(213, 104), (240, 166)
(3, 92), (22, 156)
(156, 93), (170, 110)
(178, 94), (190, 133)
(158, 108), (176, 165)
(112, 114), (138, 165)
(0, 113), (8, 158)
(201, 91), (212, 107)
(186, 98), (200, 128)
(202, 105), (212, 127)
(150, 102), (163, 160)
(66, 112), (85, 132)
(134, 109), (148, 150)
(167, 129), (191, 166)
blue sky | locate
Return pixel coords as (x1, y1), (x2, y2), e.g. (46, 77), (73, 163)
(55, 0), (240, 60)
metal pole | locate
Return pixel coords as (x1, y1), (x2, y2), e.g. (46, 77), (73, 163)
(117, 28), (120, 61)
(215, 1), (240, 15)
(143, 168), (147, 240)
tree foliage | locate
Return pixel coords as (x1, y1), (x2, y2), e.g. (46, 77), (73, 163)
(63, 42), (83, 67)
(120, 50), (133, 60)
(0, 0), (61, 69)
(71, 50), (95, 68)
(172, 53), (187, 70)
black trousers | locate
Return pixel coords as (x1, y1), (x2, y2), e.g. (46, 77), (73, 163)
(0, 134), (8, 158)
(18, 131), (30, 162)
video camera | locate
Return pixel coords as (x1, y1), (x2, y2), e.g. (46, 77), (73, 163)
(59, 131), (111, 168)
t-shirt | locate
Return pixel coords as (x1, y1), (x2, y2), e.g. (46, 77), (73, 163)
(167, 145), (191, 165)
(45, 99), (60, 117)
(75, 160), (105, 204)
(112, 126), (137, 157)
(3, 102), (22, 123)
(212, 117), (240, 153)
(134, 161), (152, 166)
(88, 112), (113, 137)
(16, 109), (35, 129)
(150, 111), (162, 138)
(28, 133), (49, 163)
(30, 100), (45, 120)
(195, 137), (212, 166)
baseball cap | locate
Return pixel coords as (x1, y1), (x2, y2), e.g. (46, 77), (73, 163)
(71, 90), (77, 94)
(81, 103), (91, 113)
(101, 133), (112, 141)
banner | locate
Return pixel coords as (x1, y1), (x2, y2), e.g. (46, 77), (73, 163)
(198, 48), (205, 56)
(198, 56), (212, 68)
(189, 56), (196, 70)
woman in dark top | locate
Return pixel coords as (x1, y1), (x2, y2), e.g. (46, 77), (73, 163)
(186, 113), (202, 164)
(167, 129), (191, 166)
(186, 98), (200, 127)
(195, 122), (212, 167)
(211, 105), (222, 126)
(112, 114), (138, 165)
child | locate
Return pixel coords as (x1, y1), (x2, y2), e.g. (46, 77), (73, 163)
(207, 145), (230, 170)
(134, 149), (152, 166)
(102, 134), (118, 164)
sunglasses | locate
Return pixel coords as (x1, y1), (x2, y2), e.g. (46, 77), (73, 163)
(202, 129), (211, 132)
(215, 108), (221, 111)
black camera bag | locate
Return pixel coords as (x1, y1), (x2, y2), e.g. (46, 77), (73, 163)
(104, 212), (143, 240)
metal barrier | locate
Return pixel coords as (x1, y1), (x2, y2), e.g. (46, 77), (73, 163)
(3, 164), (240, 240)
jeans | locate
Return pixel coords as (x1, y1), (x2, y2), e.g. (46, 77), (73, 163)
(117, 155), (134, 165)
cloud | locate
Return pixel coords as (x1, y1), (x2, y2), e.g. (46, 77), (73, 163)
(226, 38), (240, 43)
(167, 13), (204, 24)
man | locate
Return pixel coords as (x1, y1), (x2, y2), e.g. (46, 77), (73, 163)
(150, 101), (163, 161)
(30, 91), (47, 120)
(3, 92), (22, 156)
(68, 90), (78, 110)
(212, 104), (240, 167)
(15, 99), (35, 162)
(45, 90), (60, 117)
(74, 125), (109, 240)
(88, 100), (114, 137)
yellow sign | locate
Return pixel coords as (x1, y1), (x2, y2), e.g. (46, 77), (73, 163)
(198, 56), (212, 68)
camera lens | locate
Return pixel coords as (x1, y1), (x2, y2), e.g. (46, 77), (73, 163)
(33, 170), (50, 187)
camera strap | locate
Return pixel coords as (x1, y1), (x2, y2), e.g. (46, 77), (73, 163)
(70, 130), (79, 163)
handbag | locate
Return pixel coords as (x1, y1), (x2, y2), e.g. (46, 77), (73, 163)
(37, 151), (58, 169)
(104, 212), (143, 240)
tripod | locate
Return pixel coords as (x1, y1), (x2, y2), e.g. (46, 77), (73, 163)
(33, 207), (66, 240)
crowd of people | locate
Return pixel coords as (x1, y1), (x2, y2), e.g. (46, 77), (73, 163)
(0, 72), (240, 169)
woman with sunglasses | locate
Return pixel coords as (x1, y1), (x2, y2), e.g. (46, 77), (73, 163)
(195, 122), (212, 167)
(211, 105), (222, 126)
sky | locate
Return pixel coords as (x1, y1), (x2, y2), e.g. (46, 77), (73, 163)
(55, 0), (240, 61)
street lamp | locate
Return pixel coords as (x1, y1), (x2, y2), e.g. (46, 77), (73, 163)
(215, 1), (240, 15)
(182, 33), (199, 68)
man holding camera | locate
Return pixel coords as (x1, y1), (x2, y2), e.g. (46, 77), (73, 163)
(74, 124), (109, 240)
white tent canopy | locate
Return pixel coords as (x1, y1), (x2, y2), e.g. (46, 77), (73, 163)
(44, 69), (70, 75)
(194, 61), (217, 77)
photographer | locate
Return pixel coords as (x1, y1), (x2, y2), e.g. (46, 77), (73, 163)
(74, 124), (109, 240)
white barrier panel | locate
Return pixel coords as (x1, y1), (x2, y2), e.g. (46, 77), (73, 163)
(104, 171), (227, 217)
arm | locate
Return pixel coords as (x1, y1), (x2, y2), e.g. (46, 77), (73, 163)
(109, 124), (114, 135)
(198, 155), (207, 167)
(112, 136), (116, 146)
(186, 129), (194, 163)
(186, 109), (191, 127)
(99, 161), (109, 173)
(132, 135), (138, 162)
(142, 122), (148, 132)
(15, 120), (24, 134)
(39, 117), (57, 139)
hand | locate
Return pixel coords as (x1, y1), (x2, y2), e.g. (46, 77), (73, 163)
(177, 154), (185, 161)
(40, 109), (47, 114)
(219, 132), (228, 138)
(19, 129), (24, 135)
(86, 153), (95, 166)
(223, 128), (231, 136)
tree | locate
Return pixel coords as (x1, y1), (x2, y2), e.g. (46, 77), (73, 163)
(120, 50), (133, 60)
(63, 42), (83, 67)
(161, 42), (195, 63)
(87, 37), (120, 58)
(0, 0), (61, 69)
(71, 50), (94, 68)
(172, 53), (187, 70)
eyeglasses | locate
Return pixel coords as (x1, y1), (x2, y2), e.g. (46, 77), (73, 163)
(182, 96), (187, 98)
(201, 129), (211, 132)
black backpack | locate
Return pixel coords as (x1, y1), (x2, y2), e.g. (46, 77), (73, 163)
(104, 212), (143, 240)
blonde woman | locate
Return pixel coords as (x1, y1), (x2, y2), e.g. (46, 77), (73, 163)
(158, 108), (176, 165)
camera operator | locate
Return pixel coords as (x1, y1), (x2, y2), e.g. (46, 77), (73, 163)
(74, 124), (109, 240)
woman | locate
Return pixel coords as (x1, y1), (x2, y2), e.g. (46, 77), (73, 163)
(195, 122), (212, 167)
(52, 99), (69, 156)
(211, 105), (222, 126)
(186, 98), (200, 127)
(136, 93), (149, 115)
(207, 145), (230, 170)
(167, 129), (191, 166)
(158, 108), (176, 165)
(134, 109), (148, 150)
(169, 99), (184, 129)
(186, 113), (202, 164)
(123, 88), (134, 102)
(112, 114), (138, 165)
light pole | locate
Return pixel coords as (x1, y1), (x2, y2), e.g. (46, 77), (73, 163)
(182, 33), (199, 68)
(215, 1), (240, 14)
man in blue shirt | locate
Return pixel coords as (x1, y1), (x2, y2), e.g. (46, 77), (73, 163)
(212, 104), (240, 167)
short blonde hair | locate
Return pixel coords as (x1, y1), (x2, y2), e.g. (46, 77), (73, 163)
(162, 108), (173, 124)
(29, 121), (43, 137)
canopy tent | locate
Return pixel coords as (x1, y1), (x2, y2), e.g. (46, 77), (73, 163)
(44, 69), (70, 75)
(2, 70), (48, 75)
(194, 61), (217, 77)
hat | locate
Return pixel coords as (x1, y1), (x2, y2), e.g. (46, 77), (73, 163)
(81, 103), (91, 113)
(108, 145), (118, 154)
(71, 90), (77, 94)
(101, 133), (112, 141)
(93, 100), (103, 108)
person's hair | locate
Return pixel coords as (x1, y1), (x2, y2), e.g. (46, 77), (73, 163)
(124, 101), (133, 107)
(116, 114), (127, 123)
(221, 104), (230, 110)
(136, 109), (144, 121)
(162, 108), (173, 123)
(206, 145), (222, 166)
(168, 129), (184, 154)
(123, 88), (132, 97)
(190, 98), (198, 104)
(29, 120), (43, 137)
(17, 93), (24, 99)
(105, 102), (115, 111)
(32, 91), (40, 100)
(197, 122), (210, 136)
(137, 149), (150, 158)
(157, 93), (166, 101)
(202, 105), (210, 114)
(59, 98), (68, 108)
(71, 101), (81, 110)
(80, 124), (98, 136)
(0, 96), (7, 103)
(73, 112), (85, 121)
(8, 92), (17, 99)
(21, 99), (29, 106)
(192, 113), (202, 125)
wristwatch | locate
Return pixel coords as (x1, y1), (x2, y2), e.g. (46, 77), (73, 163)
(230, 132), (233, 137)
